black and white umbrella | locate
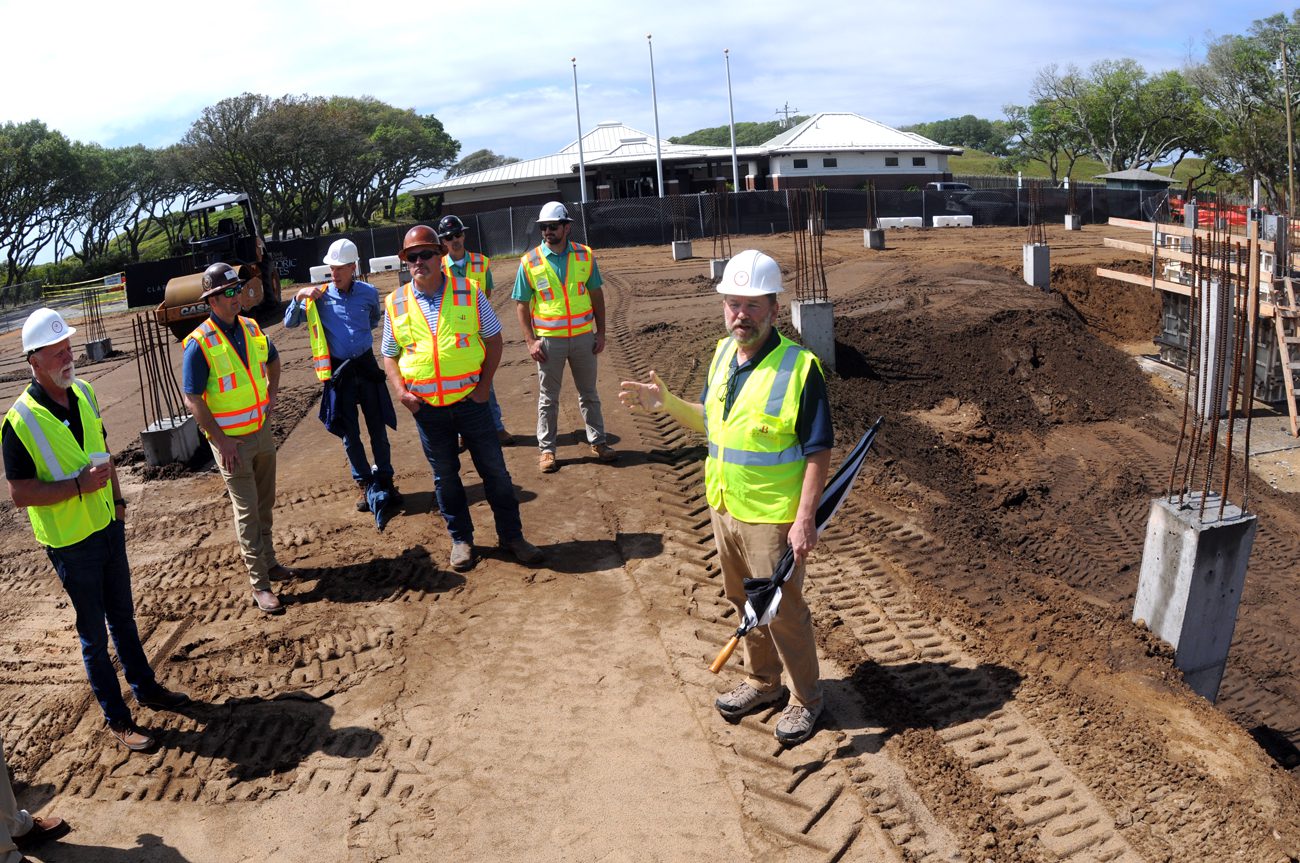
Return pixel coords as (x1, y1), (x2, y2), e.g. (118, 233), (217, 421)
(710, 416), (884, 673)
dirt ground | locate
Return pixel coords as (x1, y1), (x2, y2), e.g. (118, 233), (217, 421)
(3, 223), (1300, 862)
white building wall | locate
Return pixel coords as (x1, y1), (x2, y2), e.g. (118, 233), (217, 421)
(768, 152), (950, 176)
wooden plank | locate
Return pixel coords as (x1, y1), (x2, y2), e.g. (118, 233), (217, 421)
(1095, 267), (1279, 318)
(1104, 237), (1195, 263)
(1105, 216), (1277, 253)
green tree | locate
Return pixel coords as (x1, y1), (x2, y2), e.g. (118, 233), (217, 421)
(670, 118), (808, 146)
(902, 115), (1013, 155)
(0, 120), (82, 285)
(1001, 101), (1089, 183)
(447, 148), (520, 178)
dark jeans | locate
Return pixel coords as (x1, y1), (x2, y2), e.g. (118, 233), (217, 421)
(413, 397), (523, 544)
(328, 354), (394, 484)
(45, 520), (156, 726)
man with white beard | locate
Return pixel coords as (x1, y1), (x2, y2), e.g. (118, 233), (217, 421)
(2, 308), (188, 753)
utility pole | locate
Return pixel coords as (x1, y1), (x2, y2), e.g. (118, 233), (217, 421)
(775, 101), (799, 128)
(1285, 34), (1296, 218)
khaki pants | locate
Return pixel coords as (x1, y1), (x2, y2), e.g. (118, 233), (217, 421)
(710, 507), (822, 707)
(536, 331), (606, 452)
(0, 737), (33, 863)
(212, 423), (279, 592)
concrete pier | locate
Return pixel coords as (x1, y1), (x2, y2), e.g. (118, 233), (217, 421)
(671, 240), (693, 261)
(790, 300), (835, 373)
(1023, 243), (1050, 290)
(1064, 214), (1082, 231)
(85, 338), (111, 362)
(807, 218), (825, 237)
(141, 414), (201, 467)
(864, 229), (885, 250)
(1133, 493), (1256, 702)
(709, 258), (728, 279)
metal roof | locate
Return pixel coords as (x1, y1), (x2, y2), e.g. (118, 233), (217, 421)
(1094, 169), (1178, 184)
(762, 112), (961, 154)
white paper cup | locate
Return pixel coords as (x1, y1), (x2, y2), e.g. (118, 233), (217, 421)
(89, 452), (110, 468)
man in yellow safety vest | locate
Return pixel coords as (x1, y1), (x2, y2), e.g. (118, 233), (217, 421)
(513, 201), (617, 474)
(619, 250), (833, 746)
(182, 262), (294, 614)
(4, 307), (188, 753)
(382, 225), (543, 573)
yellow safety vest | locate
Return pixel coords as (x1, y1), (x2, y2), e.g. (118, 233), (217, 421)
(385, 277), (483, 406)
(183, 317), (271, 437)
(443, 252), (490, 296)
(702, 334), (817, 523)
(5, 380), (114, 548)
(521, 243), (594, 338)
(304, 298), (332, 382)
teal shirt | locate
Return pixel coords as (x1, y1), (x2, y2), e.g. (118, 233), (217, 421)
(445, 255), (495, 296)
(511, 242), (603, 302)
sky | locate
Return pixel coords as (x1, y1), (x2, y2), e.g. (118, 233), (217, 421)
(0, 0), (1291, 170)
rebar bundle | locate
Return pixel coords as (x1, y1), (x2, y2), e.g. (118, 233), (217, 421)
(1026, 184), (1046, 246)
(788, 188), (828, 303)
(711, 192), (733, 262)
(1165, 208), (1258, 520)
(80, 289), (109, 343)
(132, 313), (188, 431)
(865, 181), (879, 230)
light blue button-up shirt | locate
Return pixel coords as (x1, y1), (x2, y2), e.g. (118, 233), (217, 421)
(283, 279), (382, 360)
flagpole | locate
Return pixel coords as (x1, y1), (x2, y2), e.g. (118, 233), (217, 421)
(572, 57), (587, 204)
(725, 48), (740, 192)
(648, 33), (665, 198)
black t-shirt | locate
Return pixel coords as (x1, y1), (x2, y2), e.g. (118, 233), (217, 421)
(2, 381), (93, 481)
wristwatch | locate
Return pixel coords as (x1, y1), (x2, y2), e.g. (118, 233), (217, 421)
(114, 498), (127, 508)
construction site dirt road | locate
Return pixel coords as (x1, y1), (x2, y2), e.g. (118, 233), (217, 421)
(1, 225), (1298, 862)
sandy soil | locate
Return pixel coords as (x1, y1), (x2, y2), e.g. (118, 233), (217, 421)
(2, 223), (1299, 862)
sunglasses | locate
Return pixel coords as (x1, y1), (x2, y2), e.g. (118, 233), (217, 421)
(404, 249), (438, 263)
(539, 222), (564, 231)
(216, 286), (241, 298)
(445, 231), (464, 240)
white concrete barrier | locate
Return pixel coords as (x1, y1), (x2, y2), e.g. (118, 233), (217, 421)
(931, 215), (973, 228)
(369, 255), (401, 274)
(878, 217), (923, 229)
(309, 265), (332, 283)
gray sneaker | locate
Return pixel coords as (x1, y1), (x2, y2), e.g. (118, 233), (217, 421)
(715, 682), (787, 720)
(774, 701), (823, 745)
(449, 541), (475, 572)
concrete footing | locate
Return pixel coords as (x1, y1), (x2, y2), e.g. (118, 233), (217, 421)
(807, 218), (824, 236)
(672, 240), (693, 261)
(85, 339), (111, 362)
(1064, 214), (1082, 231)
(709, 258), (728, 279)
(1023, 243), (1050, 290)
(141, 414), (201, 467)
(309, 264), (331, 283)
(1133, 493), (1257, 702)
(790, 300), (835, 373)
(864, 229), (885, 250)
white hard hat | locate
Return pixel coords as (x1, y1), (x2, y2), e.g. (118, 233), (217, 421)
(22, 307), (77, 353)
(537, 201), (571, 223)
(716, 249), (784, 297)
(323, 238), (360, 267)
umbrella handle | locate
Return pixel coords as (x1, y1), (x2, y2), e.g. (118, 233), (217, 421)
(709, 635), (740, 674)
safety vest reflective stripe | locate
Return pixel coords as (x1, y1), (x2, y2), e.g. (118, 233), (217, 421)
(765, 345), (803, 414)
(185, 318), (270, 437)
(10, 400), (77, 479)
(385, 279), (484, 407)
(406, 372), (480, 398)
(305, 298), (333, 382)
(522, 243), (595, 338)
(532, 309), (595, 332)
(706, 440), (805, 465)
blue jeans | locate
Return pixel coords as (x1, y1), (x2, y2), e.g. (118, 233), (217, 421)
(487, 385), (505, 432)
(45, 520), (157, 726)
(338, 377), (394, 484)
(413, 397), (523, 544)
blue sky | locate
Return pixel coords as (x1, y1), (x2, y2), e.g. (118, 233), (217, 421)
(0, 0), (1290, 169)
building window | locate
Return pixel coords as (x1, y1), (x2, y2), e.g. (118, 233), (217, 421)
(793, 158), (808, 169)
(913, 156), (926, 167)
(823, 157), (838, 168)
(885, 156), (898, 167)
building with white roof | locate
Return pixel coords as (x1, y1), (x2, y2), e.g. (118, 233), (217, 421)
(414, 112), (960, 215)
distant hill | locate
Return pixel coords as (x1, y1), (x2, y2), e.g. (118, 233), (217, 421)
(670, 117), (810, 147)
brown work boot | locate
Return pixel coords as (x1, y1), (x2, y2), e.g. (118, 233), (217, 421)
(356, 479), (370, 512)
(538, 451), (558, 473)
(590, 443), (618, 463)
(504, 536), (544, 565)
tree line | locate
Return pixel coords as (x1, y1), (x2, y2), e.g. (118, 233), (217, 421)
(905, 10), (1300, 205)
(0, 93), (460, 286)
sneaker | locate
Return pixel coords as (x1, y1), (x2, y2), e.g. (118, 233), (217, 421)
(136, 685), (190, 711)
(714, 682), (787, 720)
(450, 540), (476, 572)
(355, 480), (370, 513)
(538, 451), (558, 473)
(590, 443), (618, 463)
(107, 720), (156, 752)
(774, 701), (823, 746)
(504, 537), (544, 565)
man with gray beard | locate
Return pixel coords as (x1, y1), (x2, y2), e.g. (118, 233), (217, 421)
(2, 308), (188, 754)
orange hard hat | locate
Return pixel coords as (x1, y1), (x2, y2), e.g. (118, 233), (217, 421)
(400, 225), (443, 256)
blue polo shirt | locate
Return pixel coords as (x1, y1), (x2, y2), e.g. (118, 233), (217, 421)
(511, 241), (604, 302)
(700, 328), (833, 456)
(282, 279), (382, 360)
(182, 313), (280, 395)
(381, 284), (502, 358)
